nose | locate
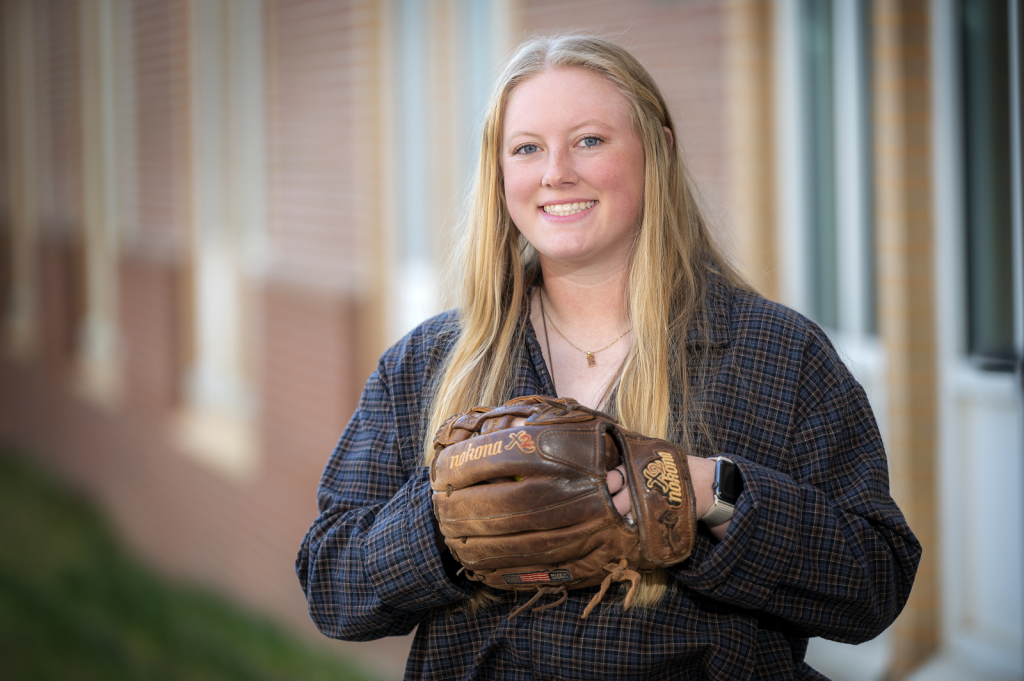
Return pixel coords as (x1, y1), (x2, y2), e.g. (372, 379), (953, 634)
(542, 148), (577, 187)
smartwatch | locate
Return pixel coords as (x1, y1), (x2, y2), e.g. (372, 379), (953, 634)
(699, 456), (743, 527)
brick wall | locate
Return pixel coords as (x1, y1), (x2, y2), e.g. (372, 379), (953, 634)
(38, 236), (79, 368)
(120, 255), (182, 410)
(0, 247), (369, 630)
(265, 0), (380, 294)
(0, 0), (391, 665)
(129, 0), (190, 257)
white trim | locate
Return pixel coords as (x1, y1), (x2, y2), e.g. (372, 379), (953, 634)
(4, 0), (40, 358)
(184, 0), (263, 421)
(229, 0), (269, 277)
(113, 0), (137, 243)
(1011, 0), (1024, 362)
(397, 0), (431, 259)
(188, 0), (243, 413)
(77, 0), (124, 404)
(907, 649), (1024, 681)
(386, 0), (518, 344)
(774, 0), (811, 316)
(933, 0), (969, 663)
(929, 2), (1024, 679)
(832, 0), (871, 338)
(791, 3), (893, 676)
(387, 0), (440, 343)
(805, 635), (891, 681)
(175, 0), (265, 481)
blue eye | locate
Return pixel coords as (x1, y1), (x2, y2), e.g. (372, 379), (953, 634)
(515, 144), (540, 155)
(580, 136), (601, 148)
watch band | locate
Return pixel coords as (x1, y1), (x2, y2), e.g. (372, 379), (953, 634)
(700, 498), (736, 527)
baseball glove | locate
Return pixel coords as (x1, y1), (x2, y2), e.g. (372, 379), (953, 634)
(430, 395), (696, 619)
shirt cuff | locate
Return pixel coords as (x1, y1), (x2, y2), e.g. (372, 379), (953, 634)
(673, 455), (800, 609)
(364, 466), (475, 609)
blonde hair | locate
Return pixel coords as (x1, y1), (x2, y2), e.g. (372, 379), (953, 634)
(425, 34), (747, 609)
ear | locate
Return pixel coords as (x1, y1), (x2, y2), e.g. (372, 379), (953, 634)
(663, 126), (675, 152)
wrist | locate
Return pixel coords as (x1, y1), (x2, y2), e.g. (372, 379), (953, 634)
(688, 455), (718, 518)
(699, 456), (742, 528)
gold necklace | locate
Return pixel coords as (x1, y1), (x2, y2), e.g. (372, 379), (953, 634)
(539, 289), (631, 368)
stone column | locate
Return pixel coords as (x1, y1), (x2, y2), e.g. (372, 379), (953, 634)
(725, 0), (779, 300)
(2, 0), (40, 358)
(78, 0), (124, 403)
(872, 0), (939, 676)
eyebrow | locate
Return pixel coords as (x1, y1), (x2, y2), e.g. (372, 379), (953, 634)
(505, 119), (616, 141)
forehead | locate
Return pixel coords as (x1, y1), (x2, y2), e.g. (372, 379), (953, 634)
(503, 67), (633, 137)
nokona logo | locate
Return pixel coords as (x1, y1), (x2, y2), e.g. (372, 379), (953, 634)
(642, 451), (684, 506)
(447, 430), (535, 468)
(504, 430), (535, 453)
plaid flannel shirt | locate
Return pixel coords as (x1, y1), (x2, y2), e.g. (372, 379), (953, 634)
(296, 274), (921, 680)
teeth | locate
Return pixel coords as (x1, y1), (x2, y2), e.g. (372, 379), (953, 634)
(542, 201), (596, 216)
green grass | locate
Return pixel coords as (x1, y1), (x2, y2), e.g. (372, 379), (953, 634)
(0, 448), (376, 681)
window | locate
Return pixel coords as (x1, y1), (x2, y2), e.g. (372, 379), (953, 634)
(800, 0), (838, 329)
(961, 0), (1017, 369)
(795, 0), (876, 336)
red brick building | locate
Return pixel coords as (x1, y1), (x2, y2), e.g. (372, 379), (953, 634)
(1, 2), (1020, 680)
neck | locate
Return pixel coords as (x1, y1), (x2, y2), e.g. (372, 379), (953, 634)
(538, 259), (630, 333)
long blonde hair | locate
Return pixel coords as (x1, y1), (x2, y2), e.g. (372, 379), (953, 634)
(425, 34), (746, 609)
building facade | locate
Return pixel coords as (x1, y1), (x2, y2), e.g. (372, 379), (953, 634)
(0, 1), (1020, 679)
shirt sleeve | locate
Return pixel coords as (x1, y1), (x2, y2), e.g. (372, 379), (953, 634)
(671, 327), (922, 644)
(295, 361), (474, 642)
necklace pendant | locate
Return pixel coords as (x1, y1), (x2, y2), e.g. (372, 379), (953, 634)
(586, 352), (596, 368)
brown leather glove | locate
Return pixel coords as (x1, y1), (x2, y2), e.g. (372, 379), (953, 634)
(430, 395), (697, 619)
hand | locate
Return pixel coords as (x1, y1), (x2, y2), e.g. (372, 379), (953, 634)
(608, 455), (732, 542)
(606, 464), (633, 522)
(501, 417), (730, 539)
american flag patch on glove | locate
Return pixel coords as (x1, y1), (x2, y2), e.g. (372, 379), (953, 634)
(502, 569), (572, 584)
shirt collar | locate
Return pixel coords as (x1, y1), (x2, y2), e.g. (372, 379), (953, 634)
(684, 268), (733, 348)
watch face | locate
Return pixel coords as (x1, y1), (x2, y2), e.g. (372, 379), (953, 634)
(715, 460), (742, 505)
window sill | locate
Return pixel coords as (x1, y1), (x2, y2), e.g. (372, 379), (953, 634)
(172, 407), (259, 483)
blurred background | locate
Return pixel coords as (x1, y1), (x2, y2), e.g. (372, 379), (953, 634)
(0, 0), (1021, 679)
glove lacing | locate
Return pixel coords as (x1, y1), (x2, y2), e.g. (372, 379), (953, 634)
(581, 559), (641, 619)
(506, 585), (568, 620)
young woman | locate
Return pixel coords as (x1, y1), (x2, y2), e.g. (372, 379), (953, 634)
(297, 35), (920, 680)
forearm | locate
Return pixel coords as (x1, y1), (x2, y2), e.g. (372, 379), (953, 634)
(298, 467), (473, 641)
(673, 456), (920, 642)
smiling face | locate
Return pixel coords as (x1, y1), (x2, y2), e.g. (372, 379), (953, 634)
(501, 67), (646, 273)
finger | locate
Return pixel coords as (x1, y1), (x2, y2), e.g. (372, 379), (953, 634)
(612, 485), (632, 516)
(511, 417), (527, 427)
(606, 465), (626, 493)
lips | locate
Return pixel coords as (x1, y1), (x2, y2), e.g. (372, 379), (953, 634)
(541, 201), (596, 217)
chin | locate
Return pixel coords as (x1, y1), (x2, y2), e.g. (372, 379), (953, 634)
(537, 246), (593, 264)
